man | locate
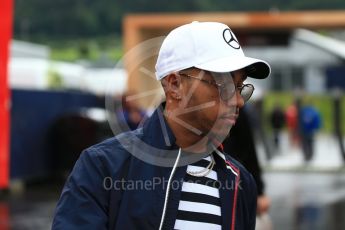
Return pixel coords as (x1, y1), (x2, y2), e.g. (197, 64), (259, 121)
(52, 21), (270, 230)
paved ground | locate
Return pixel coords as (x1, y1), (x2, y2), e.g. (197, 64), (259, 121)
(257, 132), (345, 170)
(0, 183), (59, 230)
(260, 133), (345, 230)
(0, 133), (344, 230)
(265, 172), (345, 230)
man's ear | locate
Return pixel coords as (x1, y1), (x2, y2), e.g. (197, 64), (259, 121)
(163, 73), (182, 100)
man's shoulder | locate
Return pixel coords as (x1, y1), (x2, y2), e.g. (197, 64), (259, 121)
(223, 153), (256, 183)
(85, 127), (143, 153)
(223, 153), (258, 200)
(223, 153), (246, 172)
(83, 136), (124, 157)
(81, 130), (142, 166)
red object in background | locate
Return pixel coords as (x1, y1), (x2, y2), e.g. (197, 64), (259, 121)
(286, 105), (298, 129)
(0, 203), (10, 230)
(285, 104), (300, 146)
(0, 0), (12, 189)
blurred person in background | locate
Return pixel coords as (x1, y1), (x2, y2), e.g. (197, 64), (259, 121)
(285, 100), (300, 147)
(116, 91), (146, 131)
(269, 104), (285, 150)
(300, 102), (322, 162)
(223, 106), (272, 230)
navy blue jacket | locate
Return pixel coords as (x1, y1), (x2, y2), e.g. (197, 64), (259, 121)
(52, 105), (257, 230)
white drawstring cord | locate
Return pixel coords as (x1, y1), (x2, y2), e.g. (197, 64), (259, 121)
(158, 148), (182, 230)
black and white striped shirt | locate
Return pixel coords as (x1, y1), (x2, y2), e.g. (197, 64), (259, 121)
(174, 154), (222, 230)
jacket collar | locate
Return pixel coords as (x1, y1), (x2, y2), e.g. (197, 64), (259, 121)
(141, 103), (178, 151)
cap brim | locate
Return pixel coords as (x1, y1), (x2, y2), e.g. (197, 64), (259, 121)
(194, 56), (271, 79)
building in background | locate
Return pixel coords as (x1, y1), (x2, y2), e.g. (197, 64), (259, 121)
(9, 40), (127, 95)
(246, 29), (345, 94)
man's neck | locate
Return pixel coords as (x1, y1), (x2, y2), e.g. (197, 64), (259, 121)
(164, 109), (209, 153)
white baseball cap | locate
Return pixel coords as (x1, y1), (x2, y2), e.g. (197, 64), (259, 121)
(155, 21), (270, 80)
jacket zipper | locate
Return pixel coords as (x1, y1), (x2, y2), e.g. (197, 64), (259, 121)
(215, 147), (241, 230)
(225, 160), (240, 230)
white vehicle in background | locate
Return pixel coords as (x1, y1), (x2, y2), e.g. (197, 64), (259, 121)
(9, 40), (128, 96)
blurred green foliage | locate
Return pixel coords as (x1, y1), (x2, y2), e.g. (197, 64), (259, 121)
(13, 0), (345, 62)
(47, 35), (123, 62)
(14, 0), (345, 40)
(47, 68), (64, 89)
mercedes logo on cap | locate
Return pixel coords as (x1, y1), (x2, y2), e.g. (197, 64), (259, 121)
(223, 28), (241, 49)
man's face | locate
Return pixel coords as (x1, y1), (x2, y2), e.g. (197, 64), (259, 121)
(178, 68), (246, 142)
